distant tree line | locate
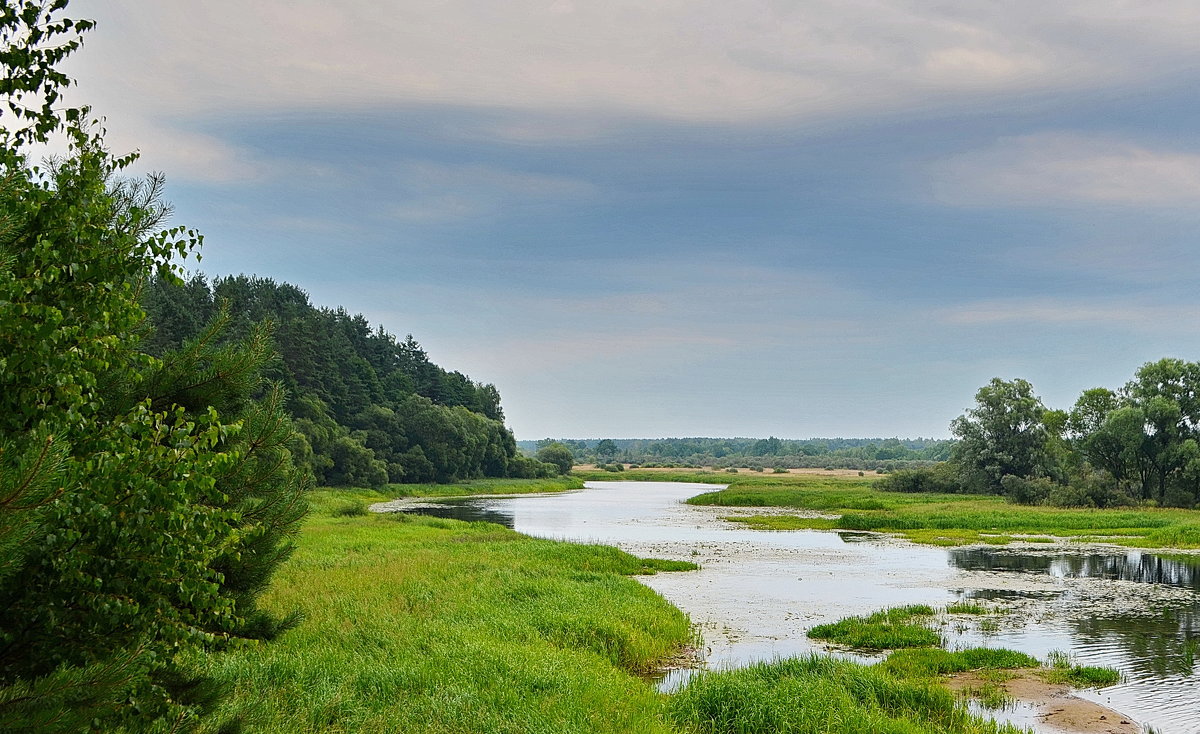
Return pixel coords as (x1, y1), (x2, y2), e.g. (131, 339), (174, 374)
(882, 359), (1200, 507)
(521, 436), (952, 471)
(142, 275), (559, 486)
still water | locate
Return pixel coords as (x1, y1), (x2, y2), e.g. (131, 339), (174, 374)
(375, 481), (1200, 734)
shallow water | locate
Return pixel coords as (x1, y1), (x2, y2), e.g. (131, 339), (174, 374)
(378, 482), (1200, 734)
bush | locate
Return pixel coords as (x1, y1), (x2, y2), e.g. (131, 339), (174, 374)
(1000, 474), (1056, 505)
(877, 464), (959, 494)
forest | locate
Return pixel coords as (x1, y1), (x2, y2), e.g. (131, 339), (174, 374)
(140, 274), (559, 487)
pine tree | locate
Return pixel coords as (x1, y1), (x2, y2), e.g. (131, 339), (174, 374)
(0, 3), (307, 730)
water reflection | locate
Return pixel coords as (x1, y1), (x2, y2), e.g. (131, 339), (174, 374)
(401, 500), (515, 527)
(948, 548), (1200, 591)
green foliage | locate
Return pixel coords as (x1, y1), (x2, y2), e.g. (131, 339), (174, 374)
(950, 378), (1057, 494)
(678, 472), (1200, 548)
(382, 476), (584, 498)
(0, 4), (307, 729)
(537, 441), (575, 476)
(142, 275), (523, 486)
(879, 464), (963, 494)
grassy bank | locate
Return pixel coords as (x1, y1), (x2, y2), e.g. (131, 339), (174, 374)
(636, 472), (1200, 549)
(381, 475), (585, 498)
(190, 489), (694, 733)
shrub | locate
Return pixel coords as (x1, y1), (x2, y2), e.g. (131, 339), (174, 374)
(877, 464), (959, 494)
(1000, 475), (1056, 505)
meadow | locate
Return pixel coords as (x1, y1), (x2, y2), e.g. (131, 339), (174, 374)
(190, 488), (694, 733)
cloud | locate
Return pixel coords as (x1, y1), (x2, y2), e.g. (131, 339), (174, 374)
(72, 1), (1200, 129)
(62, 1), (1200, 188)
(930, 133), (1200, 208)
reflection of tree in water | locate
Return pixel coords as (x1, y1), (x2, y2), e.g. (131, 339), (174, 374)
(949, 549), (1200, 679)
(958, 588), (1062, 602)
(948, 549), (1200, 590)
(398, 502), (515, 528)
(1071, 606), (1200, 678)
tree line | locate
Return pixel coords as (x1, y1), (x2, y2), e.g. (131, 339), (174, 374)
(140, 274), (559, 486)
(523, 436), (952, 471)
(883, 360), (1200, 508)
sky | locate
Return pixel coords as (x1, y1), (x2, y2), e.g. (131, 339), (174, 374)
(59, 1), (1200, 440)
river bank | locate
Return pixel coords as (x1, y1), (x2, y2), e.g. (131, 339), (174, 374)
(393, 480), (1200, 733)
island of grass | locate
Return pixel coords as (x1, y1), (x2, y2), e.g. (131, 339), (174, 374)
(574, 468), (1200, 548)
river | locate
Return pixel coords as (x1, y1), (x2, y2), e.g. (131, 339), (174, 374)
(373, 481), (1200, 734)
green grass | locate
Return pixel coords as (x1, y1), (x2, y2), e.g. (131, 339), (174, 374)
(723, 515), (842, 531)
(944, 603), (990, 615)
(188, 489), (695, 733)
(667, 655), (1026, 734)
(381, 476), (585, 498)
(808, 605), (941, 651)
(879, 648), (1039, 678)
(665, 473), (1200, 548)
(1040, 665), (1122, 687)
(1041, 650), (1122, 687)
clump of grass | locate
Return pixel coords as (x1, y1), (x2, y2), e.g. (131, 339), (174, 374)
(809, 605), (941, 650)
(945, 602), (990, 615)
(668, 655), (1020, 734)
(331, 501), (368, 517)
(879, 647), (1039, 678)
(962, 682), (1011, 710)
(1041, 665), (1122, 687)
(1041, 650), (1121, 687)
(637, 558), (699, 574)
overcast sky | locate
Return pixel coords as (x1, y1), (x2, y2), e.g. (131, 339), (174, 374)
(63, 1), (1200, 439)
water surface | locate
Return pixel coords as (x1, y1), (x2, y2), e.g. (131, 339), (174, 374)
(380, 481), (1200, 734)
